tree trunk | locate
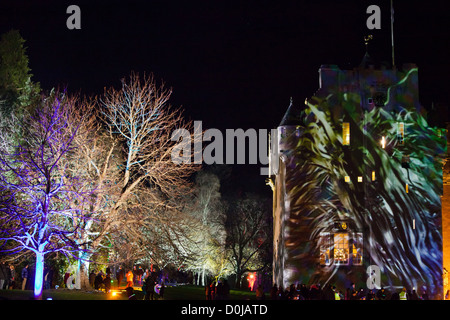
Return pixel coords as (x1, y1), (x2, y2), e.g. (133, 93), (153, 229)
(201, 266), (206, 286)
(234, 271), (243, 289)
(74, 251), (92, 290)
(34, 252), (45, 300)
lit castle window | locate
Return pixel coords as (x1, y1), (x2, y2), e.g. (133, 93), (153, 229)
(342, 122), (350, 145)
(398, 122), (405, 144)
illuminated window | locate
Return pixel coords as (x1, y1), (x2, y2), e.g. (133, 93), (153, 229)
(372, 171), (376, 181)
(406, 183), (409, 193)
(351, 233), (363, 265)
(342, 122), (350, 146)
(319, 233), (333, 266)
(334, 233), (349, 265)
(357, 176), (363, 183)
(398, 122), (405, 144)
(344, 176), (350, 183)
(381, 136), (386, 149)
(320, 232), (363, 266)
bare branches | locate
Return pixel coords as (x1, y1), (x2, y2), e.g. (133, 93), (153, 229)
(48, 72), (202, 269)
(0, 92), (95, 259)
(0, 72), (205, 285)
(100, 72), (199, 198)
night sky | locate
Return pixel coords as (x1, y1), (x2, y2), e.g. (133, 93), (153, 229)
(1, 0), (449, 197)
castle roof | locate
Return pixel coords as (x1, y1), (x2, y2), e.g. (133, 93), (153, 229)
(279, 97), (303, 127)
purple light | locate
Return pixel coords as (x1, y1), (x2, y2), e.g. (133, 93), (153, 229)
(34, 253), (44, 299)
(0, 94), (93, 299)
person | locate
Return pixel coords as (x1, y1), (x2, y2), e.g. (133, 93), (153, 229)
(133, 266), (137, 285)
(399, 287), (408, 300)
(299, 284), (309, 300)
(289, 284), (299, 300)
(309, 284), (321, 300)
(356, 287), (366, 300)
(126, 286), (137, 300)
(143, 275), (155, 300)
(126, 270), (133, 288)
(8, 265), (15, 289)
(89, 270), (96, 288)
(44, 268), (50, 290)
(366, 289), (375, 300)
(276, 285), (285, 300)
(256, 285), (265, 300)
(205, 283), (211, 300)
(0, 261), (7, 289)
(148, 277), (156, 300)
(332, 286), (341, 300)
(215, 281), (223, 300)
(94, 271), (104, 290)
(346, 283), (356, 300)
(376, 287), (387, 300)
(64, 270), (71, 288)
(159, 282), (165, 299)
(137, 266), (144, 285)
(142, 273), (151, 299)
(270, 284), (277, 300)
(209, 282), (215, 300)
(143, 269), (149, 282)
(104, 272), (111, 293)
(116, 266), (124, 288)
(323, 284), (334, 300)
(21, 265), (29, 290)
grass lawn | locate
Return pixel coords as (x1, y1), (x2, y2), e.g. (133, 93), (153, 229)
(0, 285), (257, 300)
(163, 284), (257, 300)
(0, 288), (126, 300)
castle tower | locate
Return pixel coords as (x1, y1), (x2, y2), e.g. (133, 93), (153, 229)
(441, 124), (450, 298)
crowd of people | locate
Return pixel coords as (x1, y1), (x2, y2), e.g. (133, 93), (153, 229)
(85, 265), (165, 300)
(0, 262), (15, 290)
(1, 259), (438, 301)
(0, 261), (53, 291)
(259, 282), (430, 300)
(86, 268), (112, 292)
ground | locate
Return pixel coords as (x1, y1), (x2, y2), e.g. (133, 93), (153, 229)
(0, 284), (257, 300)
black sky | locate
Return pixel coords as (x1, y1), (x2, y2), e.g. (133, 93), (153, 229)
(1, 0), (449, 196)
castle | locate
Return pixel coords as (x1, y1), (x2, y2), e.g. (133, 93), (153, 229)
(269, 54), (448, 299)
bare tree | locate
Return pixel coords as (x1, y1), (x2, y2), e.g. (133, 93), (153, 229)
(36, 74), (200, 285)
(0, 95), (94, 299)
(224, 194), (272, 288)
(96, 72), (200, 267)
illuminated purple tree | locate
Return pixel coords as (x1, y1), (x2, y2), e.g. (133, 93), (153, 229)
(0, 96), (93, 299)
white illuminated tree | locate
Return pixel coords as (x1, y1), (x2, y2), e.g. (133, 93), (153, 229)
(186, 171), (228, 286)
(73, 72), (199, 273)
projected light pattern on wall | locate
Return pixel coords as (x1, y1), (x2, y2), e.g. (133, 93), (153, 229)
(272, 63), (446, 299)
